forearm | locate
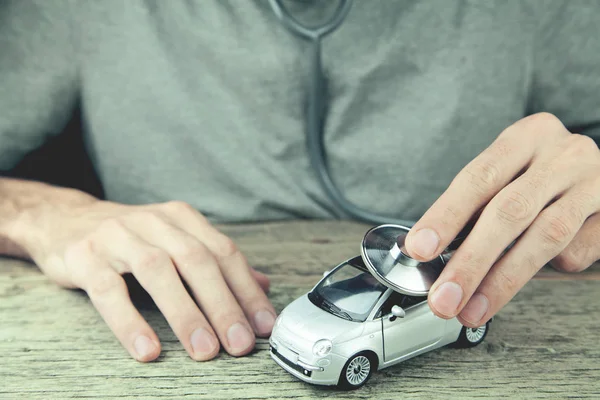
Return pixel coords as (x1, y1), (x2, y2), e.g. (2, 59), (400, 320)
(0, 178), (96, 259)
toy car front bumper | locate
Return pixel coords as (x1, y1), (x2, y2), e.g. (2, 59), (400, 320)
(269, 337), (345, 386)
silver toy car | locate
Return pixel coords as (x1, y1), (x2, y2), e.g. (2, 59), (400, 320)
(269, 255), (490, 389)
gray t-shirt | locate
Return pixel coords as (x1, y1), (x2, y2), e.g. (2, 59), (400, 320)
(1, 0), (599, 223)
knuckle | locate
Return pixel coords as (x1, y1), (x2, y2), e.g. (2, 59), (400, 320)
(98, 217), (127, 234)
(552, 248), (589, 273)
(208, 295), (230, 314)
(537, 214), (574, 247)
(163, 200), (196, 215)
(528, 165), (552, 191)
(212, 235), (239, 259)
(516, 112), (566, 140)
(522, 250), (539, 275)
(516, 251), (543, 282)
(131, 210), (164, 224)
(242, 294), (270, 313)
(495, 191), (535, 225)
(526, 112), (562, 127)
(563, 134), (599, 157)
(462, 158), (502, 195)
(175, 242), (213, 268)
(448, 250), (485, 288)
(133, 249), (171, 274)
(201, 293), (245, 324)
(64, 238), (96, 264)
(591, 174), (600, 197)
(573, 190), (597, 213)
(86, 272), (124, 299)
(555, 196), (587, 226)
(500, 113), (564, 142)
(439, 204), (464, 230)
(215, 310), (248, 329)
(495, 266), (522, 297)
(63, 238), (99, 285)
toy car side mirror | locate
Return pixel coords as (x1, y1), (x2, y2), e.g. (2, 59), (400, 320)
(322, 270), (330, 277)
(389, 305), (405, 321)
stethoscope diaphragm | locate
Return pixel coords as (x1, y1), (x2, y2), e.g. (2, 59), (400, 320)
(360, 224), (447, 296)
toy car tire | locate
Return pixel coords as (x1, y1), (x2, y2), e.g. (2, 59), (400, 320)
(454, 320), (490, 348)
(337, 352), (376, 390)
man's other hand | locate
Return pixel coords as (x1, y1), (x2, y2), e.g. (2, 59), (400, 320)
(20, 199), (275, 362)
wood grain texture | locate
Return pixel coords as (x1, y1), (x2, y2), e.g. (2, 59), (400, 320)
(1, 221), (599, 399)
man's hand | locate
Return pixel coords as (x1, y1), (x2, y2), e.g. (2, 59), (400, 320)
(404, 113), (600, 327)
(7, 188), (276, 362)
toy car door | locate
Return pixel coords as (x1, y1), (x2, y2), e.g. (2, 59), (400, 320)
(380, 291), (445, 362)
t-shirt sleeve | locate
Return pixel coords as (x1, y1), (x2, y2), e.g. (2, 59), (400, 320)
(0, 0), (79, 171)
(529, 0), (600, 140)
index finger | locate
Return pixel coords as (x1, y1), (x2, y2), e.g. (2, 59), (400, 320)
(404, 117), (557, 261)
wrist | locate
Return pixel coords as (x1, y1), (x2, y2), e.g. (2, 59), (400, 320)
(0, 178), (97, 258)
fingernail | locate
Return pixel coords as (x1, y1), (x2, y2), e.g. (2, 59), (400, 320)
(191, 328), (218, 357)
(460, 293), (489, 324)
(254, 310), (276, 336)
(134, 335), (157, 360)
(409, 228), (440, 259)
(227, 323), (254, 353)
(430, 282), (463, 317)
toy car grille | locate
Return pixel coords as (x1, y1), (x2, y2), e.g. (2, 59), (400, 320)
(270, 346), (312, 377)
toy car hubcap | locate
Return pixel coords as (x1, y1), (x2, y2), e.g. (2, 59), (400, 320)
(346, 356), (370, 385)
(466, 325), (486, 342)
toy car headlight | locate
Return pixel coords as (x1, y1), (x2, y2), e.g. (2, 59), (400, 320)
(274, 315), (283, 330)
(312, 339), (332, 357)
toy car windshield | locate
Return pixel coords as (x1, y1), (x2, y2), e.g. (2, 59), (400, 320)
(308, 258), (388, 322)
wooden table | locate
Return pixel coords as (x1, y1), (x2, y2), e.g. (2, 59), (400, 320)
(1, 221), (599, 399)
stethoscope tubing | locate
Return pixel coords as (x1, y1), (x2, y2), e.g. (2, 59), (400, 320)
(269, 0), (416, 227)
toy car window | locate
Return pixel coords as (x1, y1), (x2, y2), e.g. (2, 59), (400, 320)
(309, 263), (387, 322)
(401, 295), (427, 308)
(376, 292), (427, 318)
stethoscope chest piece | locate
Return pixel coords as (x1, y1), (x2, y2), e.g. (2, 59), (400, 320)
(361, 224), (446, 296)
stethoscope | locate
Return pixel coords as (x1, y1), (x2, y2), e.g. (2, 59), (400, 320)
(268, 0), (415, 228)
(268, 0), (454, 295)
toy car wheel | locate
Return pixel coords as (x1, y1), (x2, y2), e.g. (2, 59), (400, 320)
(455, 321), (490, 348)
(338, 352), (375, 390)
